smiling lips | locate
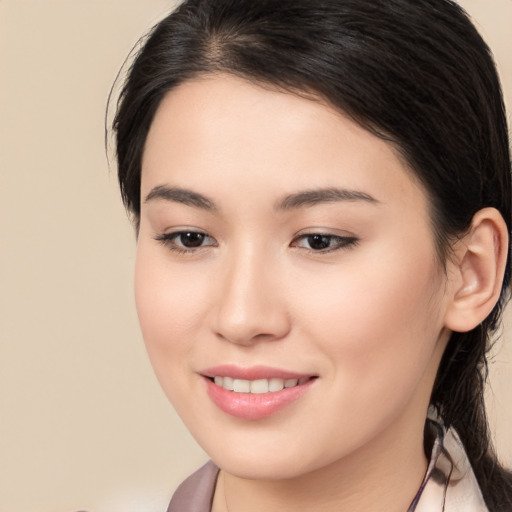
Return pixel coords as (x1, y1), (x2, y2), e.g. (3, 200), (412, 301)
(202, 366), (316, 420)
(213, 376), (311, 393)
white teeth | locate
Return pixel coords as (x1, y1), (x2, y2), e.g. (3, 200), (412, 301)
(233, 379), (251, 393)
(223, 376), (234, 391)
(268, 378), (284, 392)
(213, 376), (310, 393)
(284, 378), (298, 388)
(250, 379), (269, 394)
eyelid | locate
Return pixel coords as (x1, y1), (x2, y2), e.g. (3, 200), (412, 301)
(154, 228), (217, 253)
(153, 227), (358, 254)
(290, 230), (359, 253)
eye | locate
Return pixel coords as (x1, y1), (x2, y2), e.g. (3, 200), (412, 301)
(292, 233), (358, 252)
(154, 230), (217, 253)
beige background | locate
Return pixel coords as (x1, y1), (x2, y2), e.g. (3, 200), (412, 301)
(0, 1), (510, 511)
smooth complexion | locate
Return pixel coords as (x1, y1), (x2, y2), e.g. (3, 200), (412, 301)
(136, 74), (458, 512)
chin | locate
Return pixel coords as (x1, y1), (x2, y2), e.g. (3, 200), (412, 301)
(214, 453), (311, 481)
(196, 430), (339, 481)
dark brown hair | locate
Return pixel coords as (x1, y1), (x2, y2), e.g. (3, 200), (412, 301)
(112, 0), (512, 508)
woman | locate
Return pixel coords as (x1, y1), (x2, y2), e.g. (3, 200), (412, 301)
(112, 0), (512, 510)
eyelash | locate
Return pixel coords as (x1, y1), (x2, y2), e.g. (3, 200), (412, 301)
(154, 231), (359, 254)
(154, 231), (217, 254)
(291, 233), (359, 253)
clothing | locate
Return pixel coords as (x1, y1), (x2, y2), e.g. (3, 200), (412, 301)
(167, 422), (488, 512)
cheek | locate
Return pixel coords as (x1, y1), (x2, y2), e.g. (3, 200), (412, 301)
(133, 246), (217, 427)
(134, 243), (207, 374)
(298, 253), (441, 338)
(293, 247), (446, 406)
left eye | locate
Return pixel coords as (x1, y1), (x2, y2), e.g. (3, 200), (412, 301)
(292, 234), (358, 252)
(174, 232), (209, 248)
(155, 230), (217, 251)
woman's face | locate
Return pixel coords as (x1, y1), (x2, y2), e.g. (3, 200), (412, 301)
(136, 74), (453, 480)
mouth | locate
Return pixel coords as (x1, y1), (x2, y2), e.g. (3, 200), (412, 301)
(200, 366), (317, 420)
(209, 375), (313, 394)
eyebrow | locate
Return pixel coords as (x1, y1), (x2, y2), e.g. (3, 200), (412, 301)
(145, 185), (217, 211)
(144, 185), (379, 212)
(275, 187), (379, 210)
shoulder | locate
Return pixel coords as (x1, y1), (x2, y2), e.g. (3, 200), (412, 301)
(167, 461), (220, 512)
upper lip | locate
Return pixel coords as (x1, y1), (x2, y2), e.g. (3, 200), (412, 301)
(200, 364), (315, 381)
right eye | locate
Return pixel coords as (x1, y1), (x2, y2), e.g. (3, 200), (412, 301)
(291, 233), (359, 253)
(154, 230), (217, 253)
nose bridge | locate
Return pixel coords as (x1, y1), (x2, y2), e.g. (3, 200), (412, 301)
(213, 239), (289, 345)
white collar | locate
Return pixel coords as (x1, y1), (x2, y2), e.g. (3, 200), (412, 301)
(411, 421), (488, 512)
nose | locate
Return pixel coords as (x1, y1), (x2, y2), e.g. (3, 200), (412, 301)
(211, 245), (291, 346)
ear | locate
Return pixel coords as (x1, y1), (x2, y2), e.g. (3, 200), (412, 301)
(444, 207), (509, 333)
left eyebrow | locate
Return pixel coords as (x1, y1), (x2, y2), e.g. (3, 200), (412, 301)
(144, 185), (218, 212)
(275, 187), (380, 210)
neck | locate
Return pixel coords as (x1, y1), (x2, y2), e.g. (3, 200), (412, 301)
(212, 416), (429, 512)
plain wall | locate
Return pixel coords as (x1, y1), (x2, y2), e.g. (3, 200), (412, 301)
(0, 1), (510, 511)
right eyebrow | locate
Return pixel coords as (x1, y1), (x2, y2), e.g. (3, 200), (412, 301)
(144, 185), (218, 212)
(275, 187), (379, 210)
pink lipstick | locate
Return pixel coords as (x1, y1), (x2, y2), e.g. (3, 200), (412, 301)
(201, 365), (316, 420)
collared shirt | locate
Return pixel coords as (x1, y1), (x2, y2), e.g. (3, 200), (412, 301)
(409, 421), (488, 511)
(167, 422), (488, 512)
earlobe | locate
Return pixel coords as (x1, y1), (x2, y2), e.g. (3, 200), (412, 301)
(444, 208), (509, 333)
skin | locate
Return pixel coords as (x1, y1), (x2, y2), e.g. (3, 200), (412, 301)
(136, 74), (459, 512)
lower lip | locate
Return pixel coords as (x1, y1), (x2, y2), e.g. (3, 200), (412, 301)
(204, 377), (315, 420)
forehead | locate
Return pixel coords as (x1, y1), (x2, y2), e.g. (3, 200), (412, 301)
(141, 74), (429, 217)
